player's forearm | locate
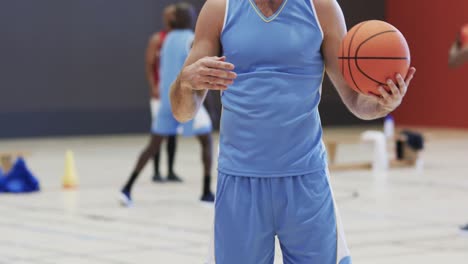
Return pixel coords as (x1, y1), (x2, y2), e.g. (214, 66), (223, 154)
(170, 75), (207, 123)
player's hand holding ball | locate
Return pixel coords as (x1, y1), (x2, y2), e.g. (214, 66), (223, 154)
(338, 20), (416, 112)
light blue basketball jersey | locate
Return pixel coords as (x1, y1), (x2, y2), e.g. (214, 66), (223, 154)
(160, 29), (194, 109)
(219, 0), (327, 177)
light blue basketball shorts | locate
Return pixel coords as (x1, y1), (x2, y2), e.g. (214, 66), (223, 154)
(150, 99), (212, 136)
(211, 169), (352, 264)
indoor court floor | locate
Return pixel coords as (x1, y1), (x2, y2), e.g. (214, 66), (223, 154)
(0, 127), (467, 264)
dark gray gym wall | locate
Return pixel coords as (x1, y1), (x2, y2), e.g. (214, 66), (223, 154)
(0, 0), (383, 138)
(0, 0), (203, 138)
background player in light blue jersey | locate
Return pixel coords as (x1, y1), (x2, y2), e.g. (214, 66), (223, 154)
(120, 3), (215, 206)
(171, 0), (416, 263)
(146, 4), (180, 183)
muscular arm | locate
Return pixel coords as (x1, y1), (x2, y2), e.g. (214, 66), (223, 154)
(170, 0), (236, 122)
(315, 0), (415, 120)
(145, 34), (161, 97)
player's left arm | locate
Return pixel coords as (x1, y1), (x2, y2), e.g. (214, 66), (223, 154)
(314, 0), (416, 120)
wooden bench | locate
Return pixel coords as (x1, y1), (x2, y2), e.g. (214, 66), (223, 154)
(324, 135), (421, 171)
(324, 139), (373, 171)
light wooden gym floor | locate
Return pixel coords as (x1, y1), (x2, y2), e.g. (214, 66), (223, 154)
(0, 127), (467, 264)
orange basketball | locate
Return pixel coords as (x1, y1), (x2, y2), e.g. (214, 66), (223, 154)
(460, 24), (468, 47)
(339, 20), (411, 95)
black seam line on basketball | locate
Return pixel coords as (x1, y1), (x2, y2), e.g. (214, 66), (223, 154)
(341, 38), (345, 76)
(348, 22), (368, 93)
(339, 56), (409, 60)
(355, 30), (401, 86)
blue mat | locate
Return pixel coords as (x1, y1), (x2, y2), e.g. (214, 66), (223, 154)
(0, 158), (40, 193)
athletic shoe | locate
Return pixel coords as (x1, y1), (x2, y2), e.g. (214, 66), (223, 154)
(200, 192), (215, 203)
(167, 172), (183, 182)
(152, 173), (164, 182)
(119, 190), (133, 207)
(460, 223), (468, 234)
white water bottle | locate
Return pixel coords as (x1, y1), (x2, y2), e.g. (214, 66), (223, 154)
(384, 115), (395, 139)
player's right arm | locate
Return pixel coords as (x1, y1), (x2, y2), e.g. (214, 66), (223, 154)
(145, 33), (161, 98)
(170, 0), (237, 123)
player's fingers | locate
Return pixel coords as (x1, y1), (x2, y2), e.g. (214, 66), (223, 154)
(404, 67), (416, 87)
(199, 67), (237, 79)
(378, 86), (391, 101)
(199, 76), (234, 86)
(387, 79), (401, 98)
(395, 74), (406, 96)
(202, 57), (235, 70)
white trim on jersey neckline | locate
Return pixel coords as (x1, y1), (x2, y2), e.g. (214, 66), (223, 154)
(247, 0), (289, 23)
